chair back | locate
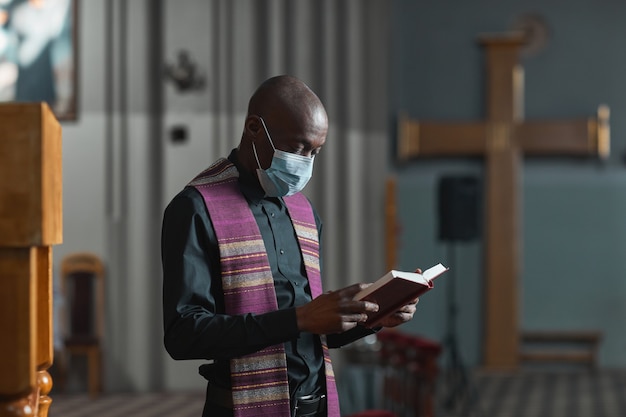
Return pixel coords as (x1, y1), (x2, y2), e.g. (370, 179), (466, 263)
(60, 252), (105, 344)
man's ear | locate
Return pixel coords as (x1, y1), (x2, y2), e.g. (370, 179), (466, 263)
(245, 116), (262, 138)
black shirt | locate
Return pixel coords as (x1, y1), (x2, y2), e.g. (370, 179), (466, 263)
(161, 150), (375, 403)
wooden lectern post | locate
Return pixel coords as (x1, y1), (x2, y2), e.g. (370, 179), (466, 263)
(0, 103), (62, 417)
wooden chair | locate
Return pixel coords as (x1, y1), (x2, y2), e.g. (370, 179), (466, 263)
(57, 252), (105, 397)
(377, 331), (442, 417)
(342, 330), (442, 417)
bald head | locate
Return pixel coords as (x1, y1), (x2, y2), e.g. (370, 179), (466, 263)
(247, 75), (327, 130)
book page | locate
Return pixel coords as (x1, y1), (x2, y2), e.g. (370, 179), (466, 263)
(422, 263), (449, 281)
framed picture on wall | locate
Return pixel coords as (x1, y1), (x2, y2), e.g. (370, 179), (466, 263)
(0, 0), (77, 121)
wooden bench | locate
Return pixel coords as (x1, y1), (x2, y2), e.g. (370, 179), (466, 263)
(520, 330), (602, 370)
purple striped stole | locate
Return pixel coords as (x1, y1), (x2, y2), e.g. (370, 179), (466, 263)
(188, 158), (340, 417)
(282, 194), (340, 417)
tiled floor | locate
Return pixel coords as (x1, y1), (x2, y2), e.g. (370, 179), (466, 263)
(46, 369), (626, 417)
(445, 369), (626, 417)
(48, 392), (205, 417)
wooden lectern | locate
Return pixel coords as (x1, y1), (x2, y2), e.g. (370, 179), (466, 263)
(0, 103), (62, 417)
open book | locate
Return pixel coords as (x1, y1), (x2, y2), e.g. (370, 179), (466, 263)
(354, 263), (449, 327)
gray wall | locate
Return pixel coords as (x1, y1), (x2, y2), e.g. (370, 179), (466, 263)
(390, 0), (626, 367)
(56, 0), (165, 391)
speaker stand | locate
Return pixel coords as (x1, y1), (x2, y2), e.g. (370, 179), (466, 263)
(441, 243), (479, 416)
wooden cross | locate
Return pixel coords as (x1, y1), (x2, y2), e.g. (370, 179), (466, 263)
(397, 33), (610, 370)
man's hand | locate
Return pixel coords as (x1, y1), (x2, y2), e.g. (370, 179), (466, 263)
(375, 297), (419, 328)
(296, 283), (379, 334)
(373, 267), (422, 328)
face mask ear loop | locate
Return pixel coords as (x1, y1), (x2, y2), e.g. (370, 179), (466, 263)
(258, 117), (277, 151)
(252, 142), (263, 169)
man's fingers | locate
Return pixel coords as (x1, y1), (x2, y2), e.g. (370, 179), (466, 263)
(340, 299), (378, 314)
(344, 313), (368, 323)
(360, 300), (379, 313)
(338, 283), (371, 298)
(397, 303), (417, 313)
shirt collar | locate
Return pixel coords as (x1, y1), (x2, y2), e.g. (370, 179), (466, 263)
(228, 148), (282, 205)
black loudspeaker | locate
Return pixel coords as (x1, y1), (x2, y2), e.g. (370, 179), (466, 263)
(438, 176), (481, 242)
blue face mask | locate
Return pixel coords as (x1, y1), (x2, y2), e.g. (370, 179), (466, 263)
(252, 117), (314, 197)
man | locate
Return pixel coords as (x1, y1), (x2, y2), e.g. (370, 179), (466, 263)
(161, 75), (419, 417)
